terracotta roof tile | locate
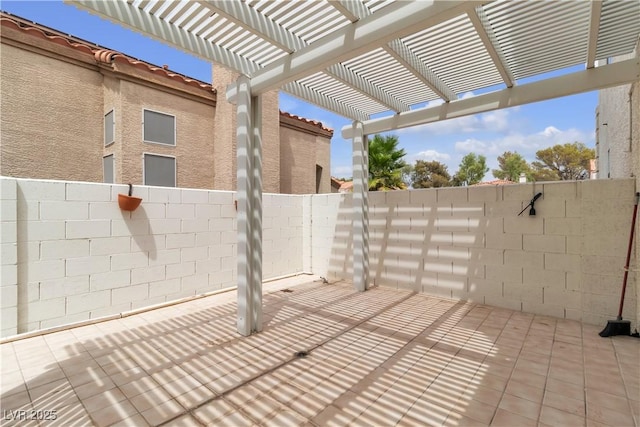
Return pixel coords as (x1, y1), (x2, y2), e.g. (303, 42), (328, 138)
(280, 110), (333, 133)
(1, 13), (214, 93)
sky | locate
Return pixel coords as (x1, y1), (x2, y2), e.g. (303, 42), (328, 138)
(3, 1), (598, 180)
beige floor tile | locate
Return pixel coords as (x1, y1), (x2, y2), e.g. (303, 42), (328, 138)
(443, 411), (489, 427)
(208, 409), (256, 427)
(539, 405), (586, 426)
(192, 398), (236, 424)
(90, 400), (139, 427)
(81, 387), (128, 413)
(509, 367), (547, 390)
(490, 408), (537, 426)
(174, 384), (215, 408)
(1, 281), (637, 427)
(118, 375), (161, 400)
(311, 404), (354, 427)
(586, 401), (635, 426)
(162, 413), (201, 427)
(456, 397), (497, 424)
(543, 389), (585, 416)
(404, 398), (451, 426)
(242, 393), (285, 421)
(545, 377), (585, 401)
(498, 393), (541, 421)
(36, 402), (88, 426)
(129, 385), (174, 413)
(109, 413), (151, 427)
(140, 398), (185, 425)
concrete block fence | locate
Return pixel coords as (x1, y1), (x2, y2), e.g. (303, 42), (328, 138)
(311, 179), (638, 328)
(0, 178), (303, 337)
(1, 177), (637, 337)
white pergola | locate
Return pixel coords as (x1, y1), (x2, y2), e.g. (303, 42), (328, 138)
(70, 0), (640, 336)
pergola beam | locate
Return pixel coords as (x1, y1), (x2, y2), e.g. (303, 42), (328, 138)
(586, 1), (603, 69)
(283, 82), (369, 122)
(333, 1), (458, 103)
(342, 57), (640, 138)
(467, 5), (515, 88)
(208, 0), (408, 113)
(384, 40), (457, 102)
(249, 1), (476, 94)
(69, 0), (259, 75)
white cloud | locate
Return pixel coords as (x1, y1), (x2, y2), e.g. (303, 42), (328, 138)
(331, 165), (353, 178)
(406, 150), (451, 164)
(397, 108), (511, 135)
(453, 126), (595, 163)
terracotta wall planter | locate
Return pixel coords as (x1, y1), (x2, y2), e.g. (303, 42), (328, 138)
(118, 184), (142, 211)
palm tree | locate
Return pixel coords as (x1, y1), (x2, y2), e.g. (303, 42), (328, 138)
(368, 134), (407, 191)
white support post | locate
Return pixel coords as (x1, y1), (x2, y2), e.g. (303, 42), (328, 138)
(250, 94), (263, 332)
(352, 121), (369, 292)
(235, 75), (263, 336)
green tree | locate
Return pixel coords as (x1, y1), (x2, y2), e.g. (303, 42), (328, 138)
(368, 134), (407, 190)
(411, 160), (451, 188)
(492, 151), (532, 182)
(401, 164), (414, 188)
(452, 153), (489, 186)
(532, 142), (595, 181)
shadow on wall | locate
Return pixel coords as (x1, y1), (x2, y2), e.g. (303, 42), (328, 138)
(327, 188), (493, 301)
(327, 194), (354, 280)
(323, 181), (638, 326)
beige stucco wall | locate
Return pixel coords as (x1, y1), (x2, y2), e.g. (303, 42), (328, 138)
(280, 120), (332, 194)
(1, 26), (332, 194)
(0, 42), (103, 182)
(211, 64), (281, 194)
(115, 72), (216, 189)
(597, 83), (633, 179)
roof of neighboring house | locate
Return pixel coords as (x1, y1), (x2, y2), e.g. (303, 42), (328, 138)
(0, 11), (333, 135)
(280, 111), (333, 133)
(473, 179), (517, 186)
(331, 177), (353, 192)
(0, 12), (215, 93)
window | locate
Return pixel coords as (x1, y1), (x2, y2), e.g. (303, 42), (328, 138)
(144, 154), (176, 187)
(316, 165), (323, 193)
(105, 110), (114, 146)
(143, 109), (175, 145)
(103, 155), (114, 183)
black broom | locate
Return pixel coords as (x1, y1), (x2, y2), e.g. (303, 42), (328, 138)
(599, 192), (639, 337)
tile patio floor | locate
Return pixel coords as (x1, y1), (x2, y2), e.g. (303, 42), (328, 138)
(1, 275), (638, 427)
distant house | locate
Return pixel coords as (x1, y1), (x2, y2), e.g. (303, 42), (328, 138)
(331, 177), (353, 193)
(473, 179), (516, 186)
(0, 12), (333, 194)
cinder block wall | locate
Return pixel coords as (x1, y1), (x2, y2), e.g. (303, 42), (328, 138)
(312, 180), (637, 327)
(0, 177), (303, 337)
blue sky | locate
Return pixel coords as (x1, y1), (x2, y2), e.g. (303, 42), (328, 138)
(3, 1), (598, 180)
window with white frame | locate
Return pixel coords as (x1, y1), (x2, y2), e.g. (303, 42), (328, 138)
(144, 153), (176, 187)
(103, 154), (115, 183)
(104, 110), (114, 146)
(143, 109), (175, 146)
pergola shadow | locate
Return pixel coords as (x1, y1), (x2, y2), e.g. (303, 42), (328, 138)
(1, 279), (637, 426)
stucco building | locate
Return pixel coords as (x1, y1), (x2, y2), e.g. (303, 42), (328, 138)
(0, 12), (333, 194)
(595, 48), (639, 180)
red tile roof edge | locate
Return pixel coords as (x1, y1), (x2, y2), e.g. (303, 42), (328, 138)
(1, 14), (214, 92)
(280, 111), (333, 133)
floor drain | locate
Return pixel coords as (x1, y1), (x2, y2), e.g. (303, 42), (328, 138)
(294, 350), (309, 358)
(281, 289), (294, 293)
